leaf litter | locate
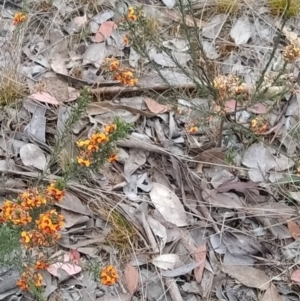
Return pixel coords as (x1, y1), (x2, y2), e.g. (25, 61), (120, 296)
(1, 0), (300, 300)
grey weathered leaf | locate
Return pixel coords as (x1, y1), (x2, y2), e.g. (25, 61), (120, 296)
(161, 261), (200, 277)
(57, 192), (92, 216)
(150, 183), (188, 227)
(82, 43), (107, 68)
(129, 47), (140, 67)
(124, 149), (147, 178)
(61, 209), (90, 228)
(152, 52), (176, 67)
(67, 15), (87, 34)
(152, 254), (180, 270)
(210, 234), (227, 254)
(147, 216), (167, 248)
(20, 143), (47, 170)
(230, 17), (252, 45)
(222, 265), (270, 290)
(242, 142), (276, 182)
(93, 10), (114, 24)
(202, 41), (220, 59)
(224, 252), (254, 266)
(162, 0), (176, 8)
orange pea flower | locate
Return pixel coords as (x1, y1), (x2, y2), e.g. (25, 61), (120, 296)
(19, 188), (46, 208)
(13, 12), (26, 26)
(17, 270), (43, 291)
(105, 124), (117, 134)
(77, 156), (91, 167)
(100, 265), (118, 286)
(36, 210), (64, 235)
(108, 154), (118, 163)
(34, 260), (49, 270)
(189, 126), (199, 133)
(46, 183), (65, 202)
(127, 7), (137, 21)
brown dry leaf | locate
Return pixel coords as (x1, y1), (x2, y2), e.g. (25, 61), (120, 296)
(124, 263), (139, 295)
(222, 265), (270, 290)
(144, 98), (169, 114)
(262, 284), (284, 301)
(193, 244), (206, 283)
(43, 77), (69, 102)
(291, 269), (300, 282)
(95, 21), (117, 42)
(29, 92), (59, 105)
(287, 220), (300, 240)
(194, 148), (226, 165)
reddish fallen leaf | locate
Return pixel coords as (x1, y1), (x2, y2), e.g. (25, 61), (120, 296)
(95, 21), (117, 43)
(193, 244), (206, 283)
(224, 100), (240, 112)
(29, 92), (59, 105)
(248, 103), (267, 114)
(287, 220), (300, 240)
(144, 98), (169, 114)
(69, 249), (80, 264)
(47, 252), (81, 277)
(291, 269), (300, 282)
(124, 263), (139, 295)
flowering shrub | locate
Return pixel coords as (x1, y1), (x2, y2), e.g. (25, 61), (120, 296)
(0, 106), (130, 298)
(282, 43), (300, 63)
(76, 119), (131, 171)
(105, 58), (138, 86)
(250, 117), (269, 134)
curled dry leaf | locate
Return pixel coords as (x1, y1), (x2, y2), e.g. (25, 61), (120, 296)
(95, 21), (117, 42)
(124, 263), (139, 295)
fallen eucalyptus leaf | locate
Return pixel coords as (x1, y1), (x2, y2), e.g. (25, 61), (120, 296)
(222, 265), (270, 290)
(230, 16), (252, 45)
(150, 183), (188, 227)
(152, 254), (180, 270)
(20, 144), (47, 170)
(124, 263), (139, 295)
(161, 261), (200, 277)
(82, 43), (107, 68)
